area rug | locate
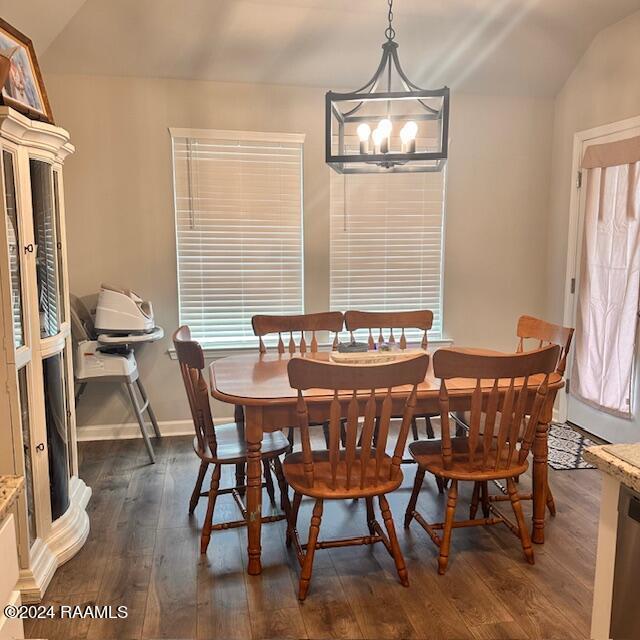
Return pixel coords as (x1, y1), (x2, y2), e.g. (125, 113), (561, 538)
(547, 422), (596, 470)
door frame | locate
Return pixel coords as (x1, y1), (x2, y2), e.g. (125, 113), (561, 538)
(558, 114), (640, 422)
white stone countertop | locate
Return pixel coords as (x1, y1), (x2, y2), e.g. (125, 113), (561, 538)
(584, 444), (640, 493)
(0, 475), (23, 524)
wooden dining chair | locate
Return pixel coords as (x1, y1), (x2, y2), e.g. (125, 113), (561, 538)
(252, 311), (345, 448)
(404, 345), (559, 574)
(514, 315), (574, 513)
(285, 353), (430, 600)
(453, 315), (574, 512)
(516, 315), (573, 376)
(173, 326), (291, 554)
(252, 312), (344, 355)
(345, 310), (436, 442)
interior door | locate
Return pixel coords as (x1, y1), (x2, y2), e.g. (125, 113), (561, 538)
(567, 125), (640, 443)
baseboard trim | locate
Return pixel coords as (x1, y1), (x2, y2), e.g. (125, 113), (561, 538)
(79, 408), (567, 442)
(76, 418), (235, 441)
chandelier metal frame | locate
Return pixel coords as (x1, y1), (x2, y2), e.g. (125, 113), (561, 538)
(325, 0), (449, 174)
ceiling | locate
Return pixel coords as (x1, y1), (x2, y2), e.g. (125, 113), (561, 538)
(2, 0), (640, 96)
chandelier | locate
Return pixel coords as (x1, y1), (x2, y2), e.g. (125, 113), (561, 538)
(326, 0), (449, 174)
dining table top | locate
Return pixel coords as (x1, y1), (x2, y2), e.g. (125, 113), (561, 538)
(209, 347), (564, 406)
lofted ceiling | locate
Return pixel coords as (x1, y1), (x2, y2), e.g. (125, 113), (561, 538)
(0, 0), (87, 54)
(2, 0), (640, 96)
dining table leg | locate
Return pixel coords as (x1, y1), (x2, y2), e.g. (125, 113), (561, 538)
(244, 405), (264, 575)
(531, 417), (550, 544)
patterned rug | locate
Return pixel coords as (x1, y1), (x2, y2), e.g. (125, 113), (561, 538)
(547, 423), (596, 470)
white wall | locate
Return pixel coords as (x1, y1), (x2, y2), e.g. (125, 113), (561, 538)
(44, 73), (553, 431)
(546, 10), (640, 322)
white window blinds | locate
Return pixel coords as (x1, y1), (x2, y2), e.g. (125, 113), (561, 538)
(172, 130), (304, 347)
(330, 170), (446, 339)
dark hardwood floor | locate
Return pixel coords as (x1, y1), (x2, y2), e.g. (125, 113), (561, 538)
(25, 433), (599, 640)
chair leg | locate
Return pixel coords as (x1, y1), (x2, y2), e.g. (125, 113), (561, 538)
(379, 494), (409, 587)
(125, 382), (155, 463)
(272, 456), (291, 516)
(470, 481), (480, 519)
(299, 499), (323, 601)
(136, 378), (161, 437)
(507, 477), (535, 565)
(411, 417), (419, 441)
(546, 480), (556, 516)
(190, 459), (209, 514)
(365, 497), (375, 534)
(201, 464), (221, 555)
(287, 491), (302, 548)
(438, 480), (458, 575)
(287, 427), (295, 449)
(263, 459), (276, 505)
(404, 466), (425, 528)
(425, 415), (435, 439)
(480, 480), (490, 518)
(435, 475), (445, 494)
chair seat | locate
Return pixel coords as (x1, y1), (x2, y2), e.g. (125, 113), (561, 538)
(408, 437), (528, 481)
(194, 424), (290, 464)
(283, 449), (403, 499)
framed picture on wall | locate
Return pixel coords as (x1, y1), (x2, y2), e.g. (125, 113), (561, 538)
(0, 18), (53, 124)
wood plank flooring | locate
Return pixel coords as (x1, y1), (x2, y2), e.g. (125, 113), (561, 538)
(25, 433), (599, 640)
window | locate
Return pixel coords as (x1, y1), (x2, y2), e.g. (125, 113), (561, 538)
(330, 170), (446, 339)
(172, 129), (304, 347)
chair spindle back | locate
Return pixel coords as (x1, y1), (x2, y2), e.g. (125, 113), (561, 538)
(433, 346), (559, 472)
(173, 326), (217, 456)
(252, 312), (344, 354)
(287, 354), (429, 491)
(344, 310), (433, 350)
(516, 315), (574, 375)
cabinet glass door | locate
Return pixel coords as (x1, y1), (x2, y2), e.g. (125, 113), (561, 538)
(18, 367), (37, 544)
(3, 150), (25, 347)
(53, 172), (66, 323)
(30, 159), (60, 338)
(42, 352), (70, 520)
(63, 348), (74, 477)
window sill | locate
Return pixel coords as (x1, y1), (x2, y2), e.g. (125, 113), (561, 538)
(167, 337), (454, 361)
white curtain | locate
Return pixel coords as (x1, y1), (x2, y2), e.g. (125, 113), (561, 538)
(572, 136), (640, 418)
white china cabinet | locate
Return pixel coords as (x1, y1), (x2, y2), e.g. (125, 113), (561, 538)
(0, 107), (90, 602)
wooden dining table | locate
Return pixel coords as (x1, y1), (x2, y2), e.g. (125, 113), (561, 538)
(210, 349), (564, 575)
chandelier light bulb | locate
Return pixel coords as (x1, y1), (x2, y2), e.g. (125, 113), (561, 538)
(357, 123), (371, 154)
(357, 123), (371, 141)
(378, 118), (393, 137)
(371, 127), (388, 153)
(403, 120), (418, 140)
(400, 121), (417, 153)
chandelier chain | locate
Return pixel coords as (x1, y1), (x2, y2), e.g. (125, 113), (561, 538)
(385, 0), (396, 41)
